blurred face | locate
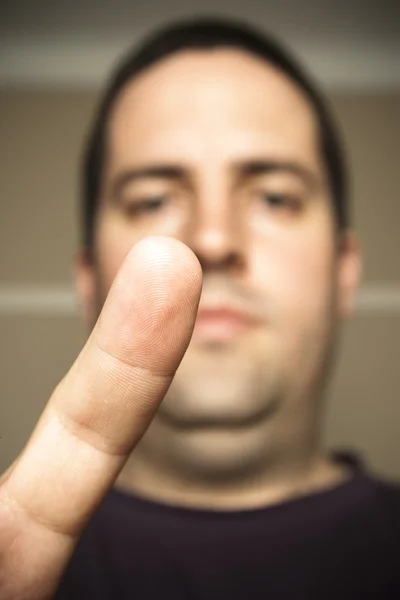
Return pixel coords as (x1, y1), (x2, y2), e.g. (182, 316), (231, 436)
(77, 49), (359, 454)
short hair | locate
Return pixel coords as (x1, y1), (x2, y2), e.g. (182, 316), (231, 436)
(81, 17), (350, 249)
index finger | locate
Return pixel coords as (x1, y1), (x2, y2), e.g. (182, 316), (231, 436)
(0, 236), (202, 599)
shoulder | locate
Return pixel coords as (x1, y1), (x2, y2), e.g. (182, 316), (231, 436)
(334, 452), (400, 533)
(373, 477), (400, 524)
(361, 468), (400, 546)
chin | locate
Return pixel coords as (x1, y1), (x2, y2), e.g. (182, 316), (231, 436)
(157, 382), (280, 430)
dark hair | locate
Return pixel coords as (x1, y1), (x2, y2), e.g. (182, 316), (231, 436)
(81, 17), (349, 249)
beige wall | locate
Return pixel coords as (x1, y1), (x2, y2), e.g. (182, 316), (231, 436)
(0, 88), (399, 479)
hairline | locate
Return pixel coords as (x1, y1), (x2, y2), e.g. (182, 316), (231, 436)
(102, 46), (328, 195)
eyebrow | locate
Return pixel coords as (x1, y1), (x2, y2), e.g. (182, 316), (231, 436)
(235, 159), (319, 190)
(110, 165), (187, 202)
(109, 158), (319, 202)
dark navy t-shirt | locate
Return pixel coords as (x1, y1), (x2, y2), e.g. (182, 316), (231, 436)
(55, 458), (400, 599)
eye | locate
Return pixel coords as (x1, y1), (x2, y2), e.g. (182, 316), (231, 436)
(257, 191), (302, 213)
(124, 195), (168, 217)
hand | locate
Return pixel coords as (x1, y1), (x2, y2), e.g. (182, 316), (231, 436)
(0, 237), (202, 600)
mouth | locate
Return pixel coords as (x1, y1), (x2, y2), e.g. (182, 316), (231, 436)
(193, 307), (258, 342)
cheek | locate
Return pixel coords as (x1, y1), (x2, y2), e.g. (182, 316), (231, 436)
(250, 222), (336, 322)
(96, 219), (137, 289)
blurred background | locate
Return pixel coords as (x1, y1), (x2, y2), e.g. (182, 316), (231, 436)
(0, 0), (399, 477)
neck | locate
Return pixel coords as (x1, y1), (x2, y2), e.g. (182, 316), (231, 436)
(115, 419), (350, 510)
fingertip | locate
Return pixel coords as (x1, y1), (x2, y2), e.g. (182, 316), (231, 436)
(126, 236), (203, 290)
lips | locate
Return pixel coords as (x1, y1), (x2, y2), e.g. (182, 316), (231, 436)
(193, 306), (257, 341)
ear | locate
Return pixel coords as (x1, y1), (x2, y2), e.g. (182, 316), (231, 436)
(74, 247), (97, 330)
(336, 231), (362, 318)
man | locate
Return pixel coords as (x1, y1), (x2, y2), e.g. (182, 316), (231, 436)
(0, 17), (399, 600)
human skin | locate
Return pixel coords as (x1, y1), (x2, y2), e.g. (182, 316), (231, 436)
(0, 236), (202, 599)
(75, 48), (362, 509)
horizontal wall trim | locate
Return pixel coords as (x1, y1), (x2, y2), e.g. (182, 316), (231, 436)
(0, 286), (79, 315)
(0, 284), (399, 316)
(0, 35), (399, 90)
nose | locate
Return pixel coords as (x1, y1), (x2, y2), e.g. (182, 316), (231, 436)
(187, 200), (246, 272)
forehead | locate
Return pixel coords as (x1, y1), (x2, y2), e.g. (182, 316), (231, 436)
(107, 49), (320, 169)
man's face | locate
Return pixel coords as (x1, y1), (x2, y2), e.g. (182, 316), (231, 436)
(78, 49), (359, 441)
